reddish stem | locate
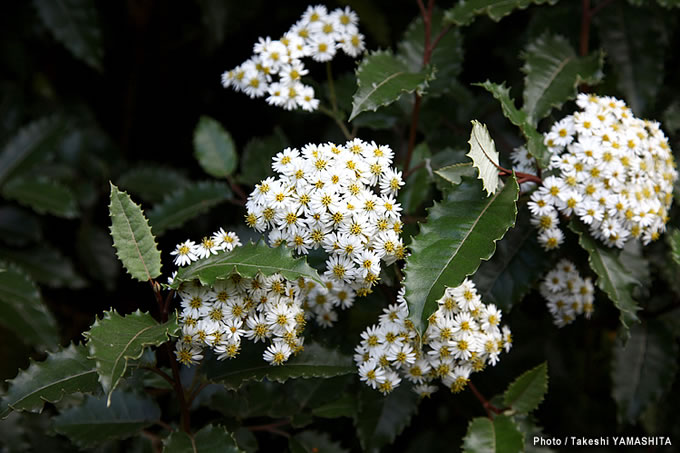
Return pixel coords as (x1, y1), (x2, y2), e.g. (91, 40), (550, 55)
(468, 382), (503, 418)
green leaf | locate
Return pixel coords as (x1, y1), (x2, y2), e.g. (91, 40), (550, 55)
(668, 228), (680, 266)
(462, 415), (524, 453)
(33, 0), (104, 71)
(466, 120), (502, 196)
(521, 34), (604, 125)
(434, 162), (477, 189)
(570, 220), (641, 333)
(84, 310), (178, 404)
(203, 342), (353, 390)
(404, 176), (519, 335)
(0, 206), (41, 246)
(475, 81), (550, 168)
(163, 424), (243, 453)
(108, 183), (161, 282)
(238, 129), (288, 185)
(0, 116), (65, 187)
(289, 431), (349, 453)
(354, 385), (420, 452)
(2, 177), (79, 218)
(444, 0), (558, 26)
(172, 240), (323, 288)
(398, 143), (432, 214)
(147, 181), (232, 235)
(312, 394), (358, 419)
(1, 245), (87, 289)
(53, 391), (161, 447)
(612, 320), (679, 424)
(0, 344), (100, 419)
(193, 116), (238, 178)
(117, 165), (191, 204)
(349, 50), (433, 121)
(76, 224), (120, 290)
(0, 264), (58, 347)
(503, 362), (548, 414)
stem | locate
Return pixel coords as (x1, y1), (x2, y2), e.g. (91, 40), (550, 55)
(161, 289), (174, 323)
(468, 382), (503, 418)
(165, 344), (191, 433)
(403, 95), (422, 174)
(323, 62), (353, 140)
(227, 175), (248, 205)
(579, 0), (591, 57)
(141, 365), (175, 387)
(247, 419), (291, 438)
(318, 104), (352, 140)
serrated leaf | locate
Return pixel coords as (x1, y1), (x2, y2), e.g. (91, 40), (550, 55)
(203, 342), (353, 390)
(521, 34), (604, 125)
(172, 240), (323, 288)
(475, 81), (550, 168)
(467, 120), (502, 196)
(312, 394), (358, 419)
(238, 129), (288, 185)
(570, 220), (641, 333)
(0, 116), (65, 187)
(290, 431), (349, 453)
(109, 183), (161, 282)
(147, 181), (232, 235)
(354, 384), (420, 452)
(84, 310), (178, 404)
(668, 228), (680, 266)
(117, 166), (191, 204)
(2, 177), (79, 218)
(612, 320), (679, 424)
(194, 116), (238, 178)
(0, 206), (41, 246)
(163, 424), (244, 453)
(405, 176), (518, 335)
(434, 162), (477, 189)
(0, 264), (58, 347)
(504, 362), (548, 414)
(33, 0), (104, 70)
(444, 0), (558, 26)
(0, 344), (100, 419)
(1, 245), (87, 289)
(349, 50), (434, 121)
(462, 415), (524, 453)
(53, 391), (160, 447)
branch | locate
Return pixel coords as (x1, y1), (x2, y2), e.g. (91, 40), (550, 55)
(468, 381), (503, 418)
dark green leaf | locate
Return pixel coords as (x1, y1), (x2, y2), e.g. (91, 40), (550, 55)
(53, 391), (161, 447)
(668, 228), (680, 266)
(1, 245), (87, 289)
(0, 206), (41, 246)
(163, 424), (243, 453)
(33, 0), (104, 70)
(349, 50), (433, 121)
(521, 34), (604, 125)
(290, 431), (349, 453)
(612, 320), (678, 424)
(0, 265), (58, 347)
(173, 240), (322, 288)
(398, 143), (432, 213)
(238, 129), (288, 185)
(117, 166), (191, 204)
(84, 310), (179, 404)
(462, 415), (524, 453)
(147, 181), (232, 235)
(444, 0), (558, 26)
(2, 177), (79, 218)
(312, 394), (358, 419)
(194, 116), (238, 178)
(0, 344), (100, 419)
(404, 176), (519, 335)
(109, 183), (162, 282)
(76, 224), (120, 290)
(503, 362), (548, 414)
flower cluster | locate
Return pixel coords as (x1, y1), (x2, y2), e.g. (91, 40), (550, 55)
(526, 94), (677, 250)
(354, 280), (512, 396)
(170, 228), (242, 267)
(245, 139), (406, 298)
(221, 5), (365, 111)
(539, 259), (594, 327)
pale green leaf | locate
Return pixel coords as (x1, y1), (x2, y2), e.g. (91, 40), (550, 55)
(2, 177), (79, 218)
(467, 120), (502, 196)
(84, 310), (179, 404)
(117, 165), (191, 204)
(109, 183), (161, 282)
(349, 50), (433, 121)
(163, 424), (244, 453)
(1, 245), (87, 289)
(147, 181), (232, 235)
(462, 415), (524, 453)
(53, 391), (161, 447)
(434, 162), (476, 189)
(193, 116), (238, 178)
(503, 362), (548, 414)
(444, 0), (558, 26)
(0, 344), (100, 419)
(33, 0), (104, 70)
(405, 176), (519, 335)
(521, 34), (604, 125)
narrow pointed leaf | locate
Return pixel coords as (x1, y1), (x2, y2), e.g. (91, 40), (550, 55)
(34, 0), (104, 70)
(462, 415), (524, 453)
(84, 310), (179, 404)
(570, 220), (641, 332)
(1, 245), (87, 289)
(53, 391), (161, 447)
(0, 344), (100, 419)
(194, 116), (238, 178)
(612, 320), (678, 423)
(163, 424), (244, 453)
(521, 34), (604, 125)
(349, 50), (433, 121)
(444, 0), (558, 26)
(147, 181), (232, 235)
(467, 120), (502, 196)
(109, 183), (161, 282)
(172, 240), (323, 288)
(504, 362), (548, 414)
(404, 176), (519, 335)
(2, 177), (79, 218)
(117, 166), (190, 203)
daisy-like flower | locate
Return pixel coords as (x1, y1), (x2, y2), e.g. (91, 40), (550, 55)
(539, 260), (595, 327)
(263, 339), (292, 365)
(171, 240), (198, 266)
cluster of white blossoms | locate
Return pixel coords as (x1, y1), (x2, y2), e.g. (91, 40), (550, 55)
(221, 5), (365, 112)
(354, 281), (512, 396)
(245, 139), (406, 299)
(525, 94), (677, 250)
(539, 259), (594, 327)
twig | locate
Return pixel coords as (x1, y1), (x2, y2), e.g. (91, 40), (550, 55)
(246, 419), (291, 438)
(165, 344), (191, 433)
(468, 382), (503, 418)
(227, 176), (248, 205)
(141, 365), (175, 388)
(318, 104), (352, 140)
(580, 0), (616, 56)
(324, 62), (353, 140)
(403, 161), (426, 179)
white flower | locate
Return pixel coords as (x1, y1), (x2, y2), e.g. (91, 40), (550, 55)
(263, 339), (292, 365)
(171, 240), (198, 266)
